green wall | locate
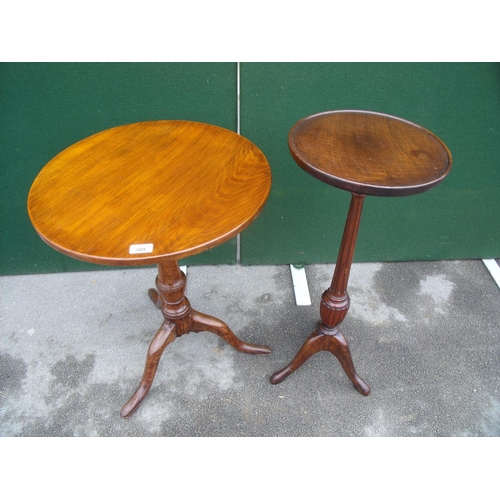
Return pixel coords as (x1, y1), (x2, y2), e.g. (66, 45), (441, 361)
(1, 63), (499, 275)
(0, 63), (237, 275)
(240, 63), (500, 265)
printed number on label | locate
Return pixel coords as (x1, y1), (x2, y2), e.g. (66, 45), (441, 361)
(129, 243), (154, 254)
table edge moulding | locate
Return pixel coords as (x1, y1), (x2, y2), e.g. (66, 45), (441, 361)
(288, 110), (452, 197)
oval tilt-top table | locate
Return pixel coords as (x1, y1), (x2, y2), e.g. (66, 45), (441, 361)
(270, 110), (452, 394)
(28, 120), (272, 417)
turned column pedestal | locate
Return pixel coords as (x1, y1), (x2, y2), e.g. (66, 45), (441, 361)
(271, 193), (369, 394)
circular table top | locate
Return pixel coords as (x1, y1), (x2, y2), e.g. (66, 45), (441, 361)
(288, 110), (452, 197)
(28, 120), (272, 266)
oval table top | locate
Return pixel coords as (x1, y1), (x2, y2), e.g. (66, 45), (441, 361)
(28, 120), (272, 266)
(288, 110), (452, 197)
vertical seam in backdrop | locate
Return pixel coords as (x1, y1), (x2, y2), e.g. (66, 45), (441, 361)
(236, 62), (241, 263)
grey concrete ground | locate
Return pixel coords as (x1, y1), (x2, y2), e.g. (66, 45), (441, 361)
(1, 260), (499, 437)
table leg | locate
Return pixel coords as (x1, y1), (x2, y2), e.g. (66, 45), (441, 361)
(121, 259), (271, 417)
(120, 322), (176, 418)
(270, 193), (370, 395)
(190, 309), (270, 354)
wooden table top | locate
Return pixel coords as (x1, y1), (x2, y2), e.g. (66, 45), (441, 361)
(28, 121), (272, 266)
(289, 110), (452, 197)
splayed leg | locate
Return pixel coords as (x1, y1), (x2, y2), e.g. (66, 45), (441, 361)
(121, 321), (177, 418)
(190, 309), (271, 355)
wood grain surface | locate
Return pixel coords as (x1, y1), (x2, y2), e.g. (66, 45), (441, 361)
(288, 110), (452, 196)
(28, 121), (272, 265)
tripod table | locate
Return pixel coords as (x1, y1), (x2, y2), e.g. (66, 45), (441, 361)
(28, 120), (272, 417)
(270, 110), (452, 394)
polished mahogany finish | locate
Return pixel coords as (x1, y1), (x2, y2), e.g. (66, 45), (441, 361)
(28, 120), (272, 417)
(289, 110), (452, 197)
(271, 110), (452, 392)
(28, 120), (271, 265)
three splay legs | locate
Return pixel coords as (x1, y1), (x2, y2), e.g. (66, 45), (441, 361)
(270, 326), (370, 395)
(121, 260), (270, 418)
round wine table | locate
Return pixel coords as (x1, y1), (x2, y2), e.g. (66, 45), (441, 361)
(270, 110), (452, 394)
(28, 120), (272, 417)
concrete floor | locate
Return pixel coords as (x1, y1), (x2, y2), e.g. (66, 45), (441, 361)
(1, 260), (499, 437)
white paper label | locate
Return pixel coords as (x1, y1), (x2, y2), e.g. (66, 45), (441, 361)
(129, 243), (154, 254)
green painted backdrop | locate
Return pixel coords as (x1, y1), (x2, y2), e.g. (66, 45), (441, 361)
(240, 63), (500, 265)
(0, 63), (237, 275)
(1, 63), (499, 275)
